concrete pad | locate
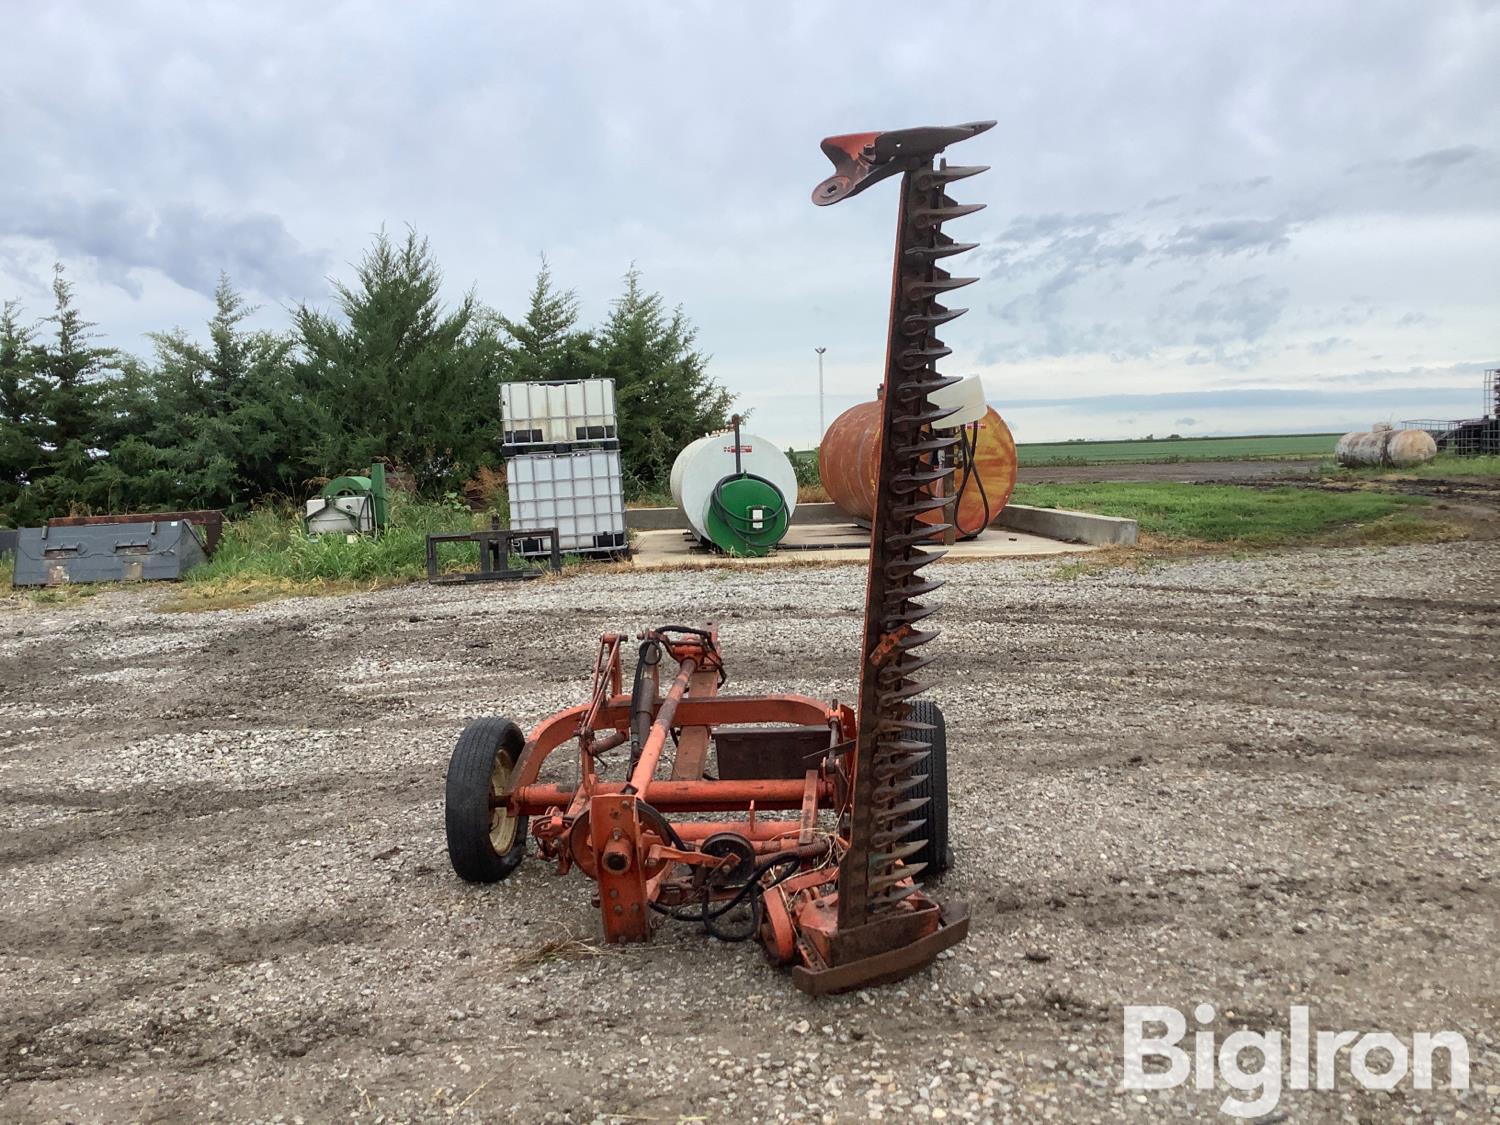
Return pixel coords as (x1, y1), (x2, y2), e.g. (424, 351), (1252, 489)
(625, 500), (1139, 547)
(629, 523), (1096, 570)
(998, 503), (1138, 547)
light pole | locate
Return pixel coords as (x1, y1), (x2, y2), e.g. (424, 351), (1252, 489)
(814, 346), (827, 446)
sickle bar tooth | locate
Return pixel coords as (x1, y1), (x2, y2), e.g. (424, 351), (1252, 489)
(886, 577), (944, 601)
(915, 163), (990, 190)
(897, 344), (955, 367)
(871, 820), (927, 849)
(884, 602), (939, 628)
(879, 651), (939, 679)
(892, 474), (953, 494)
(873, 739), (929, 756)
(904, 304), (968, 332)
(869, 863), (928, 892)
(891, 407), (963, 430)
(912, 201), (987, 226)
(905, 239), (980, 262)
(904, 275), (979, 299)
(894, 436), (962, 459)
(886, 550), (946, 576)
(870, 888), (924, 912)
(870, 840), (928, 866)
(875, 764), (926, 785)
(873, 797), (929, 823)
(878, 680), (929, 705)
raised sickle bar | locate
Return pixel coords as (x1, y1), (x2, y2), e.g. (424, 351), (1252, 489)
(443, 121), (988, 993)
(793, 119), (992, 991)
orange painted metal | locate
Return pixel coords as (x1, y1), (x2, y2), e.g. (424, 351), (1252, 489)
(669, 668), (719, 780)
(626, 657), (696, 793)
(511, 778), (829, 816)
(590, 793), (650, 942)
(818, 401), (1017, 538)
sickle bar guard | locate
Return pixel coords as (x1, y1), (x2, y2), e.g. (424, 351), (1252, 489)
(443, 121), (992, 994)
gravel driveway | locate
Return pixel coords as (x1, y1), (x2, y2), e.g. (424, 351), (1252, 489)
(2, 543), (1496, 1122)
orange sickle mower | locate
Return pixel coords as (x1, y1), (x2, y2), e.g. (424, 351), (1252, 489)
(444, 121), (993, 993)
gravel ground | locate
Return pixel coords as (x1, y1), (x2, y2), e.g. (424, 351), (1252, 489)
(1, 543), (1497, 1123)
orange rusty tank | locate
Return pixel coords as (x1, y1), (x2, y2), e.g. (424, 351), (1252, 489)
(819, 399), (1018, 539)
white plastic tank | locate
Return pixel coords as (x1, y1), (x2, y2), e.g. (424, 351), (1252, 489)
(670, 427), (799, 553)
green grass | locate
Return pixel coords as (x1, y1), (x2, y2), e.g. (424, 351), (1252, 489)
(158, 496), (569, 609)
(1011, 482), (1430, 545)
(1017, 433), (1340, 466)
(189, 497), (485, 586)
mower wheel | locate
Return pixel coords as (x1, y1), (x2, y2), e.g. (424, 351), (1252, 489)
(445, 717), (529, 883)
(906, 698), (951, 879)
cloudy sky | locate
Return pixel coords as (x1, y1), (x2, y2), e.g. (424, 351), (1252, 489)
(2, 1), (1497, 448)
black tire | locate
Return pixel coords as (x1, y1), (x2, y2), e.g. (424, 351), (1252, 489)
(906, 698), (951, 879)
(445, 717), (529, 883)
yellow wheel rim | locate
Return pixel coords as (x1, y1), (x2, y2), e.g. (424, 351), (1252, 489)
(489, 752), (517, 853)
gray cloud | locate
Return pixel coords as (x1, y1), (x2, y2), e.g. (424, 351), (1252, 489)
(0, 2), (1495, 444)
(1160, 217), (1294, 259)
(4, 195), (326, 300)
(983, 207), (1301, 361)
(1405, 145), (1483, 172)
(1200, 176), (1273, 193)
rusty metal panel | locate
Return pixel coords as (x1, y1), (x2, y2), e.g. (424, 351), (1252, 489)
(713, 727), (830, 781)
(47, 510), (224, 555)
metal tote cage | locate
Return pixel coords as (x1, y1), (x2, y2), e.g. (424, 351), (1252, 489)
(1401, 368), (1500, 456)
(506, 448), (628, 557)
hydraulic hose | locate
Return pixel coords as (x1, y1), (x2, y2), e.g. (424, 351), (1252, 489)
(706, 472), (788, 554)
(950, 420), (991, 539)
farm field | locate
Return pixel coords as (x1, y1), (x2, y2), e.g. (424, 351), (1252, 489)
(1016, 432), (1340, 466)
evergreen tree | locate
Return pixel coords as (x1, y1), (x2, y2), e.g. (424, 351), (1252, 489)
(0, 301), (38, 522)
(99, 275), (303, 512)
(495, 257), (598, 383)
(28, 266), (119, 515)
(295, 229), (503, 494)
(598, 268), (735, 493)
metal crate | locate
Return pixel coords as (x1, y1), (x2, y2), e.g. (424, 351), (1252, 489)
(506, 448), (628, 557)
(1400, 418), (1500, 456)
(11, 521), (208, 586)
(501, 379), (617, 450)
(1399, 367), (1500, 456)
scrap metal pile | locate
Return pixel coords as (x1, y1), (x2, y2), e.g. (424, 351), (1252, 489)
(444, 121), (993, 992)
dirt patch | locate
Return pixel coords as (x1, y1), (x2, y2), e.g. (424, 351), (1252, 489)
(1, 546), (1497, 1121)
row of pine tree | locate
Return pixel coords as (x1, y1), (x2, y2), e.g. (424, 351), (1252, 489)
(0, 229), (735, 526)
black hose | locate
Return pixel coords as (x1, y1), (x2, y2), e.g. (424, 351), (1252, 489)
(951, 421), (991, 539)
(629, 639), (663, 770)
(706, 472), (788, 555)
(651, 626), (728, 687)
(636, 800), (685, 848)
(648, 851), (807, 942)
